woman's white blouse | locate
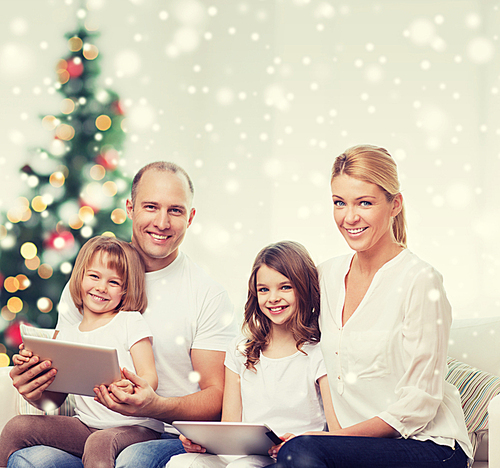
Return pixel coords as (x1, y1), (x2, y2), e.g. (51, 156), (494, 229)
(319, 249), (472, 459)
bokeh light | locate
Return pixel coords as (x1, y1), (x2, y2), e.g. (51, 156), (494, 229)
(90, 164), (106, 180)
(38, 264), (53, 280)
(49, 171), (65, 188)
(25, 256), (41, 270)
(37, 297), (53, 313)
(83, 43), (99, 60)
(56, 124), (75, 141)
(4, 277), (20, 293)
(111, 208), (127, 224)
(0, 354), (10, 367)
(42, 115), (59, 131)
(7, 297), (23, 313)
(95, 115), (111, 131)
(1, 306), (15, 322)
(68, 36), (83, 52)
(32, 196), (48, 212)
(20, 242), (37, 260)
(16, 274), (30, 290)
(79, 205), (95, 222)
(60, 98), (75, 114)
(103, 181), (117, 197)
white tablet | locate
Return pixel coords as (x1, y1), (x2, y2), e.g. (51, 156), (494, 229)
(22, 334), (121, 397)
(172, 421), (282, 456)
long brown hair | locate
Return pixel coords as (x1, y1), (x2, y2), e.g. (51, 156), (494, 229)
(332, 144), (407, 247)
(242, 241), (320, 371)
(69, 235), (147, 314)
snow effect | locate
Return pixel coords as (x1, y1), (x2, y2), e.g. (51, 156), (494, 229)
(0, 0), (498, 321)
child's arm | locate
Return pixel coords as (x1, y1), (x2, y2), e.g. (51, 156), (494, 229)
(109, 337), (158, 398)
(182, 366), (242, 454)
(318, 375), (341, 432)
(128, 337), (158, 390)
(221, 367), (242, 422)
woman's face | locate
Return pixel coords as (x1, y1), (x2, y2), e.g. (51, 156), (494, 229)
(330, 174), (402, 255)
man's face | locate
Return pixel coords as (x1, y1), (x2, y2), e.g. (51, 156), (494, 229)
(126, 170), (195, 272)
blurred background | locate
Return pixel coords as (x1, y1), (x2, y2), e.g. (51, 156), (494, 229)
(0, 0), (499, 361)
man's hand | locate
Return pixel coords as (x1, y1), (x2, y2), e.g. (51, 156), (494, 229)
(94, 367), (158, 418)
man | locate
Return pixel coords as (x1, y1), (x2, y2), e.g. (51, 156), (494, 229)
(8, 162), (235, 468)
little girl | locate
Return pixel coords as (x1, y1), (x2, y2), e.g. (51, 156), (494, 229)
(167, 241), (339, 468)
(0, 235), (164, 468)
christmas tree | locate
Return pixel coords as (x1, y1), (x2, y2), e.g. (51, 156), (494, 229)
(0, 14), (132, 364)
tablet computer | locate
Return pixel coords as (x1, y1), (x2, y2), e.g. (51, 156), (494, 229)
(172, 421), (282, 456)
(21, 334), (121, 397)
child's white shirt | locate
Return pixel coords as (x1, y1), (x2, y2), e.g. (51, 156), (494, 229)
(224, 335), (327, 436)
(57, 311), (164, 432)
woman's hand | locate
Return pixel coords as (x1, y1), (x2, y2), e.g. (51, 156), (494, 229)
(268, 433), (296, 458)
(180, 434), (206, 453)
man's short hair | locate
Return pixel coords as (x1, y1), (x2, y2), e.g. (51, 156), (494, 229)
(131, 161), (194, 206)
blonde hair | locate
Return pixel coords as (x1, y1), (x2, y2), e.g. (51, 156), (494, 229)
(69, 236), (147, 314)
(331, 144), (407, 247)
(242, 241), (320, 371)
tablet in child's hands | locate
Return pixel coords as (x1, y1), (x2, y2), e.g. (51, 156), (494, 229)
(21, 325), (121, 397)
(172, 421), (282, 456)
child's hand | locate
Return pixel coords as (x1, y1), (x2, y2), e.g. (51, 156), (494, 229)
(12, 344), (32, 366)
(268, 433), (296, 459)
(180, 434), (206, 454)
(113, 379), (134, 394)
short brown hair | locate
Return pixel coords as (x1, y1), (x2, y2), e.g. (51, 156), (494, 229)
(332, 144), (407, 247)
(242, 241), (320, 371)
(131, 161), (194, 207)
(69, 235), (147, 314)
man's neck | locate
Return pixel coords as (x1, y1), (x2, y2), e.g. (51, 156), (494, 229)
(143, 249), (179, 273)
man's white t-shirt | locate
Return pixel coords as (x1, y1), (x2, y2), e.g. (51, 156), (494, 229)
(57, 251), (235, 433)
(58, 311), (164, 432)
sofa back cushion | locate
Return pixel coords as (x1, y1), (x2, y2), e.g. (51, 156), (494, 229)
(449, 316), (500, 375)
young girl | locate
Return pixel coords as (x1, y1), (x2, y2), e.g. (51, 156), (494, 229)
(0, 235), (164, 468)
(167, 240), (339, 468)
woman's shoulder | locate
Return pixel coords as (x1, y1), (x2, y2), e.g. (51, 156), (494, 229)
(398, 250), (444, 282)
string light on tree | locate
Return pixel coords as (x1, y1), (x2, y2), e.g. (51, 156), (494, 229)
(0, 8), (132, 361)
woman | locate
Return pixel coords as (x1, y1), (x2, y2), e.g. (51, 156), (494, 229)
(268, 145), (473, 467)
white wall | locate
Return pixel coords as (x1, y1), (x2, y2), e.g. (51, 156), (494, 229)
(1, 0), (499, 323)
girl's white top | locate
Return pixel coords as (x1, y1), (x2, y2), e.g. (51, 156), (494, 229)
(225, 336), (327, 435)
(318, 249), (473, 460)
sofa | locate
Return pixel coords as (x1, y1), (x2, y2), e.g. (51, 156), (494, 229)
(1, 316), (500, 467)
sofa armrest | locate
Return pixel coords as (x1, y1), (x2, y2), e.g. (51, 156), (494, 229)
(0, 367), (17, 433)
(489, 393), (500, 466)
